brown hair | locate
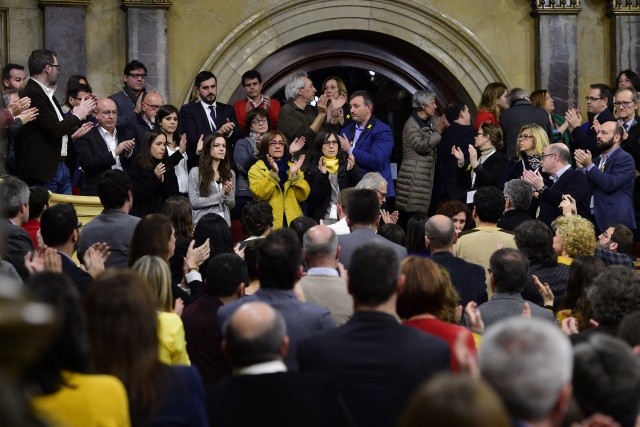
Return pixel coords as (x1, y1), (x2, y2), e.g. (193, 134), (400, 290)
(436, 200), (474, 231)
(197, 132), (232, 197)
(477, 82), (508, 122)
(480, 122), (504, 150)
(128, 214), (173, 267)
(530, 89), (548, 110)
(162, 196), (194, 239)
(257, 130), (290, 162)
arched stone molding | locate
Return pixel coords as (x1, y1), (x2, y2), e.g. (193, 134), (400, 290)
(182, 0), (513, 105)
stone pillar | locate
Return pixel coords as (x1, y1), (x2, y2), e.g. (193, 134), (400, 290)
(531, 0), (582, 115)
(39, 0), (91, 101)
(122, 0), (171, 102)
(609, 1), (640, 77)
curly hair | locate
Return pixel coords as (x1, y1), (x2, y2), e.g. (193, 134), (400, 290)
(477, 82), (508, 122)
(587, 265), (640, 325)
(436, 200), (474, 231)
(553, 216), (596, 259)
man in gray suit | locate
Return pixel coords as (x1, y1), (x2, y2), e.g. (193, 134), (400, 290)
(299, 224), (353, 326)
(0, 176), (34, 280)
(477, 248), (554, 327)
(338, 189), (407, 269)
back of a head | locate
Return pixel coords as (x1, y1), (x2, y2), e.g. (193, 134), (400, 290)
(223, 301), (287, 368)
(508, 87), (529, 105)
(504, 179), (533, 211)
(377, 223), (406, 247)
(243, 239), (262, 282)
(241, 200), (273, 237)
(514, 220), (557, 266)
(473, 186), (504, 223)
(288, 216), (317, 244)
(405, 213), (429, 253)
(28, 186), (50, 220)
(192, 214), (233, 273)
(131, 255), (173, 313)
(338, 187), (356, 214)
(348, 242), (399, 307)
(573, 334), (640, 427)
(396, 257), (449, 319)
(128, 214), (172, 267)
(617, 311), (640, 347)
(479, 317), (573, 422)
(205, 253), (247, 298)
(490, 248), (530, 293)
(587, 265), (640, 326)
(444, 101), (467, 124)
(97, 169), (132, 210)
(398, 374), (511, 427)
(162, 196), (194, 240)
(0, 176), (29, 219)
(611, 223), (634, 254)
(424, 215), (456, 250)
(302, 225), (338, 261)
(347, 189), (380, 226)
(40, 203), (77, 248)
(257, 229), (302, 290)
(355, 172), (385, 192)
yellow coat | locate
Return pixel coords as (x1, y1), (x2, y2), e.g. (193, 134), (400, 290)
(249, 159), (310, 229)
(158, 312), (191, 366)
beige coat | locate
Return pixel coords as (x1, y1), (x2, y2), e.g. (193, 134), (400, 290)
(395, 114), (441, 213)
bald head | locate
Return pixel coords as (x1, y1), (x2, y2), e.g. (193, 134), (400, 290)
(541, 142), (571, 174)
(303, 224), (339, 267)
(96, 98), (118, 131)
(223, 302), (288, 367)
(142, 92), (164, 122)
(425, 214), (456, 250)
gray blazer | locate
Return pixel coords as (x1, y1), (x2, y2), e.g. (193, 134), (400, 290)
(0, 218), (34, 280)
(338, 227), (407, 269)
(477, 292), (554, 329)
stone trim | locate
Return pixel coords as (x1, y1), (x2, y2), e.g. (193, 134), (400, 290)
(609, 0), (640, 16)
(39, 0), (91, 7)
(121, 0), (171, 10)
(531, 0), (582, 16)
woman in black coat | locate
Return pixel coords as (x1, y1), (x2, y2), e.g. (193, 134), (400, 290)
(305, 129), (362, 223)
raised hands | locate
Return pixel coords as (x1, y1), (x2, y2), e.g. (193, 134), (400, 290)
(468, 144), (478, 166)
(318, 157), (327, 174)
(16, 107), (38, 124)
(185, 238), (210, 271)
(220, 118), (235, 135)
(71, 122), (95, 141)
(289, 136), (306, 154)
(522, 169), (544, 191)
(266, 154), (278, 172)
(316, 94), (329, 115)
(221, 179), (233, 196)
(72, 96), (97, 121)
(196, 134), (204, 156)
(8, 96), (30, 116)
(290, 154), (305, 176)
(451, 145), (465, 166)
(347, 153), (356, 171)
(179, 133), (187, 154)
(339, 133), (353, 153)
(154, 162), (166, 182)
(435, 114), (450, 134)
(115, 138), (136, 156)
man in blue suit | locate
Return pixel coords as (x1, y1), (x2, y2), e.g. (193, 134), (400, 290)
(339, 90), (396, 208)
(575, 121), (636, 233)
(179, 71), (242, 162)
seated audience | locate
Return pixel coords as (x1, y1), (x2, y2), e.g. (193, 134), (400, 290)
(556, 256), (605, 331)
(498, 179), (532, 231)
(297, 242), (450, 427)
(206, 302), (353, 427)
(0, 176), (34, 280)
(237, 200), (273, 250)
(132, 255), (190, 365)
(217, 229), (336, 370)
(552, 215), (597, 263)
(85, 270), (207, 427)
(22, 186), (49, 248)
(595, 222), (635, 268)
(182, 254), (246, 385)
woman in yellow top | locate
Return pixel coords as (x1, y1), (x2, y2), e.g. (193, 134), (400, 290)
(26, 272), (130, 427)
(132, 255), (190, 366)
(249, 130), (310, 229)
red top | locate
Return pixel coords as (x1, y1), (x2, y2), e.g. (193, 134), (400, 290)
(404, 317), (476, 372)
(474, 110), (499, 129)
(234, 97), (281, 132)
(21, 218), (40, 249)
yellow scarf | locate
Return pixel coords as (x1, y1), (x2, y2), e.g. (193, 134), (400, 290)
(323, 156), (339, 174)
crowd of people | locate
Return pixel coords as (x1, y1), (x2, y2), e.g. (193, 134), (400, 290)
(1, 50), (640, 427)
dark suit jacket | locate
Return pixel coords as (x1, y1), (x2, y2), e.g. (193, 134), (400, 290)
(340, 116), (396, 197)
(587, 146), (637, 231)
(338, 227), (407, 269)
(570, 108), (616, 155)
(206, 371), (354, 427)
(0, 218), (34, 280)
(436, 122), (475, 200)
(500, 99), (554, 158)
(75, 127), (135, 195)
(477, 292), (554, 328)
(498, 209), (532, 231)
(128, 158), (179, 218)
(179, 101), (242, 155)
(59, 251), (93, 295)
(297, 311), (451, 427)
(108, 88), (146, 132)
(534, 168), (591, 226)
(454, 151), (508, 200)
(430, 251), (487, 307)
(18, 78), (82, 182)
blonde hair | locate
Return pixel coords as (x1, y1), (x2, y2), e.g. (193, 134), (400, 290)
(516, 123), (549, 160)
(477, 82), (508, 122)
(554, 216), (597, 259)
(131, 255), (174, 312)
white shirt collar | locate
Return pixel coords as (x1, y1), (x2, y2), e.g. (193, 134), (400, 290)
(200, 99), (217, 109)
(307, 267), (340, 277)
(551, 164), (572, 181)
(235, 360), (287, 376)
(247, 95), (264, 108)
(31, 77), (55, 97)
(98, 126), (117, 139)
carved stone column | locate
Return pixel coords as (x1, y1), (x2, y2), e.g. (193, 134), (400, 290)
(39, 0), (91, 100)
(609, 1), (640, 78)
(531, 0), (582, 114)
(122, 0), (171, 102)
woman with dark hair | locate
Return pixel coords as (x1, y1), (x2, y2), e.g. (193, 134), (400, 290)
(377, 223), (406, 247)
(616, 69), (640, 92)
(530, 89), (570, 149)
(238, 200), (273, 250)
(515, 220), (570, 311)
(85, 270), (207, 427)
(128, 214), (209, 306)
(26, 272), (130, 427)
(192, 213), (234, 274)
(452, 122), (508, 196)
(305, 129), (361, 224)
(163, 196), (196, 285)
(556, 256), (605, 330)
(474, 82), (509, 128)
(243, 239), (262, 295)
(405, 213), (430, 257)
(249, 130), (310, 229)
(499, 123), (550, 188)
(436, 200), (473, 234)
(128, 129), (179, 218)
(188, 132), (236, 226)
(234, 107), (269, 216)
(155, 104), (192, 197)
(397, 257), (475, 372)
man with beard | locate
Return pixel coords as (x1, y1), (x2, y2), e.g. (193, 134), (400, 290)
(180, 71), (241, 161)
(565, 83), (616, 156)
(18, 49), (96, 194)
(575, 121), (636, 232)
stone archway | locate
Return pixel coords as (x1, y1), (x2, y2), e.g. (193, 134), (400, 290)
(182, 0), (512, 105)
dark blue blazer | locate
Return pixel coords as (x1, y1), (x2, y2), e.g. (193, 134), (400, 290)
(179, 101), (242, 155)
(1, 218), (34, 280)
(586, 146), (637, 231)
(430, 251), (488, 307)
(59, 252), (93, 295)
(340, 116), (395, 197)
(570, 108), (616, 155)
(535, 168), (591, 226)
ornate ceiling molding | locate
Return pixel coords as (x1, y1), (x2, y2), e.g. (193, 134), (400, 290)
(121, 0), (171, 10)
(531, 0), (581, 16)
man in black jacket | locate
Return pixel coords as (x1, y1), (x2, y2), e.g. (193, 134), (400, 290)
(500, 88), (553, 158)
(565, 83), (616, 156)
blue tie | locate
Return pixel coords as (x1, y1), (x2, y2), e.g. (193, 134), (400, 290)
(208, 105), (217, 131)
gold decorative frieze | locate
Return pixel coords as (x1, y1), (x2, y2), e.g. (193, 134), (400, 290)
(39, 0), (90, 7)
(609, 0), (640, 16)
(121, 0), (171, 9)
(531, 0), (581, 15)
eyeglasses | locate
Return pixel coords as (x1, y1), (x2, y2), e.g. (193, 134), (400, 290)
(269, 140), (285, 146)
(585, 96), (604, 101)
(518, 134), (533, 141)
(145, 104), (162, 110)
(99, 110), (118, 116)
(375, 189), (387, 199)
(48, 64), (60, 71)
(323, 140), (339, 146)
(128, 73), (147, 79)
(476, 132), (486, 137)
(251, 118), (268, 126)
(618, 78), (632, 85)
(614, 101), (635, 108)
(540, 152), (556, 160)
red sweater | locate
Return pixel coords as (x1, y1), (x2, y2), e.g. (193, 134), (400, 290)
(234, 97), (281, 132)
(474, 110), (499, 129)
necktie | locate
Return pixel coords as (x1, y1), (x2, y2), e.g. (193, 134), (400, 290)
(600, 154), (607, 172)
(624, 123), (629, 132)
(208, 105), (217, 131)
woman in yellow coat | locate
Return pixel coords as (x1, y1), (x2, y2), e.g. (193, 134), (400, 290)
(249, 130), (310, 229)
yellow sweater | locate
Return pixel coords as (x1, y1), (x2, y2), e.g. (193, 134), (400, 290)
(248, 159), (310, 229)
(32, 371), (130, 427)
(158, 312), (191, 366)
